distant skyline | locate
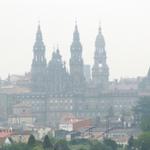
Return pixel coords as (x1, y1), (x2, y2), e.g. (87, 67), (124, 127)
(0, 0), (150, 80)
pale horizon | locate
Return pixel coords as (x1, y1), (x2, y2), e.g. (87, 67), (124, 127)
(0, 0), (150, 80)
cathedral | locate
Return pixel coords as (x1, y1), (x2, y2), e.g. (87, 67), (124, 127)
(31, 23), (109, 95)
(0, 23), (146, 128)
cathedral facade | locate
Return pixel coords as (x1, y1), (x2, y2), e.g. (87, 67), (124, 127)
(31, 23), (109, 95)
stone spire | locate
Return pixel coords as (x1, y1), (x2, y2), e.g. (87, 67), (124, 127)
(36, 23), (42, 41)
(69, 23), (85, 94)
(92, 25), (109, 90)
(31, 23), (47, 92)
(73, 22), (80, 42)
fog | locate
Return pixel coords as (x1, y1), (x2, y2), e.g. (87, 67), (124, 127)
(0, 0), (150, 80)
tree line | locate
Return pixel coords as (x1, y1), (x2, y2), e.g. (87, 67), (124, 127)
(0, 134), (119, 150)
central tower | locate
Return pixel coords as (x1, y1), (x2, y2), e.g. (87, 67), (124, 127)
(69, 23), (85, 93)
(47, 48), (71, 94)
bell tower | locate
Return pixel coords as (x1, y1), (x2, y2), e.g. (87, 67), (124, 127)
(31, 23), (47, 92)
(69, 22), (85, 93)
(92, 26), (109, 90)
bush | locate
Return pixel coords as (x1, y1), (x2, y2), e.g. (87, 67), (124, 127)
(69, 138), (91, 145)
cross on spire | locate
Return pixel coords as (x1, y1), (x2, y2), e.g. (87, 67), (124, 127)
(98, 21), (102, 33)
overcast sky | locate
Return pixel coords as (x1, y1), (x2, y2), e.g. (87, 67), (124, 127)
(0, 0), (150, 80)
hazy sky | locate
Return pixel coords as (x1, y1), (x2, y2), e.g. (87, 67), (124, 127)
(0, 0), (150, 80)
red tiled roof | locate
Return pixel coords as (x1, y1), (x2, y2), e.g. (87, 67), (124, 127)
(0, 131), (13, 138)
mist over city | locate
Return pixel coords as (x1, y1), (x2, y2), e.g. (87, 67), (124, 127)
(0, 0), (150, 149)
(0, 0), (150, 79)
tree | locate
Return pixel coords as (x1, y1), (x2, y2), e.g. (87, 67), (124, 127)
(78, 148), (87, 150)
(133, 96), (150, 149)
(2, 143), (29, 150)
(54, 140), (70, 150)
(43, 135), (53, 150)
(134, 96), (150, 131)
(127, 136), (136, 150)
(141, 117), (150, 131)
(103, 138), (117, 150)
(90, 141), (111, 150)
(137, 132), (150, 150)
(33, 145), (44, 150)
(28, 134), (36, 147)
